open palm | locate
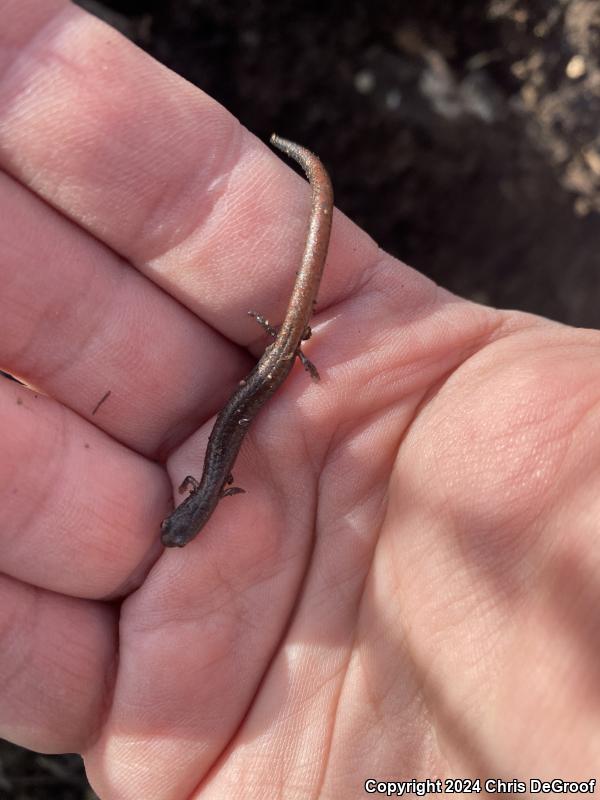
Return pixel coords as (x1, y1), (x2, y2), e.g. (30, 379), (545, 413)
(1, 3), (598, 799)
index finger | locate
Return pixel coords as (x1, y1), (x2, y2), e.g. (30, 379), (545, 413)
(0, 0), (372, 449)
(0, 0), (368, 328)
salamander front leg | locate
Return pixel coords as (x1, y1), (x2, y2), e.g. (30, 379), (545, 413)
(221, 474), (246, 498)
(178, 475), (200, 495)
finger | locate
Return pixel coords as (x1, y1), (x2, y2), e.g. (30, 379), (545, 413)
(0, 377), (166, 597)
(0, 1), (372, 338)
(0, 0), (372, 460)
(0, 571), (116, 754)
(84, 487), (318, 799)
(0, 169), (247, 456)
(1, 1), (497, 457)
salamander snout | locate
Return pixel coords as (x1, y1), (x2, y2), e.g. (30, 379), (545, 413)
(160, 516), (189, 548)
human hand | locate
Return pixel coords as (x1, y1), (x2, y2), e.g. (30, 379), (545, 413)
(1, 3), (598, 798)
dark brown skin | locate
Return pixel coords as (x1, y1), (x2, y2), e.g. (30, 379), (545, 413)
(161, 135), (334, 547)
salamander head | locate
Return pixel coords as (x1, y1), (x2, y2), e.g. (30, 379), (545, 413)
(160, 494), (213, 547)
(160, 515), (191, 547)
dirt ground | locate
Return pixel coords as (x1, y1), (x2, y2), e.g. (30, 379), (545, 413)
(76, 0), (600, 328)
(3, 0), (600, 797)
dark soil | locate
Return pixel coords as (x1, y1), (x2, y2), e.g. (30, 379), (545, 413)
(80, 0), (600, 328)
(0, 741), (94, 800)
(4, 0), (600, 796)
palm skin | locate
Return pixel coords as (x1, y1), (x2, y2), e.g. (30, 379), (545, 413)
(0, 3), (598, 799)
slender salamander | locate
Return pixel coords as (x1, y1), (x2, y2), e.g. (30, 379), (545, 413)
(161, 135), (334, 547)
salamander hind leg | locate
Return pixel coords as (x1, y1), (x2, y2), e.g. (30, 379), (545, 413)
(296, 347), (320, 381)
(248, 311), (277, 338)
(296, 325), (319, 380)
